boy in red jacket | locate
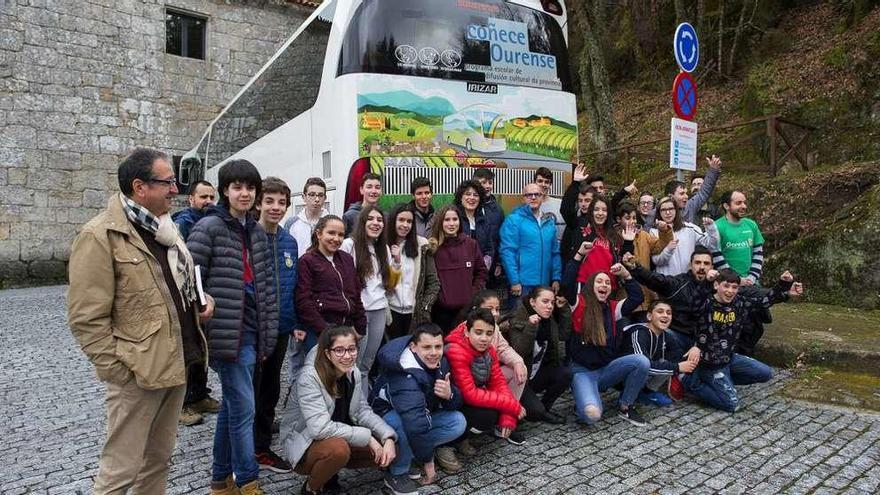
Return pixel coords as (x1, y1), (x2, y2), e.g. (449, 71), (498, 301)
(445, 308), (526, 449)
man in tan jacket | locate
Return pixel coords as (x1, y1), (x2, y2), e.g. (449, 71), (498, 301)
(68, 148), (212, 495)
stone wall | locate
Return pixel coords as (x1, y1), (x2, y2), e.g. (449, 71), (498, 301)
(0, 0), (312, 286)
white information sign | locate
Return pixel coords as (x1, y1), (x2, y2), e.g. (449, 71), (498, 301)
(670, 117), (698, 171)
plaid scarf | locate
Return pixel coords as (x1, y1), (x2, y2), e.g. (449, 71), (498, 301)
(120, 194), (196, 309)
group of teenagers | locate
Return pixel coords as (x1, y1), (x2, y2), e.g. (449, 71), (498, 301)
(167, 154), (807, 495)
(70, 148), (806, 495)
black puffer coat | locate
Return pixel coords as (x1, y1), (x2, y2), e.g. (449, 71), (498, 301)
(187, 205), (278, 363)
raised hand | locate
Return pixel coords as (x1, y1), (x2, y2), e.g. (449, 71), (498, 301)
(789, 282), (804, 297)
(624, 180), (638, 195)
(703, 216), (714, 228)
(573, 163), (589, 182)
(555, 296), (567, 308)
(706, 155), (722, 170)
(780, 270), (794, 283)
(293, 329), (307, 342)
(528, 314), (541, 325)
(656, 220), (670, 232)
(576, 241), (593, 258)
(610, 263), (631, 280)
(390, 244), (401, 264)
(706, 269), (719, 281)
(622, 223), (638, 241)
(551, 280), (560, 294)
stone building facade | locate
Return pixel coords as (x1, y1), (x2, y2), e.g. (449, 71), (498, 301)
(0, 0), (316, 286)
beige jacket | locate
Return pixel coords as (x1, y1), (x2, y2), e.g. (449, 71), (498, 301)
(67, 197), (202, 390)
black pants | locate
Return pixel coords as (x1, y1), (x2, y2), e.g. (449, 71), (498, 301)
(520, 363), (572, 419)
(461, 405), (499, 435)
(432, 305), (463, 335)
(184, 362), (210, 405)
(386, 310), (413, 340)
(253, 332), (290, 452)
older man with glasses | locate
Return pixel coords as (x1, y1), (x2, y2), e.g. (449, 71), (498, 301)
(499, 183), (562, 308)
(68, 148), (213, 494)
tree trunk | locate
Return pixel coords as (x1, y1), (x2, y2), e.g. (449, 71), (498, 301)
(570, 0), (618, 152)
(674, 0), (688, 25)
(728, 0), (750, 75)
(697, 0), (706, 35)
(717, 0), (725, 74)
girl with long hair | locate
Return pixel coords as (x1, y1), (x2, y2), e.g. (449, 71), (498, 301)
(563, 241), (650, 427)
(650, 196), (719, 276)
(507, 286), (572, 424)
(280, 326), (397, 495)
(293, 216), (366, 382)
(576, 196), (624, 289)
(384, 203), (440, 339)
(340, 205), (398, 387)
(428, 205), (488, 332)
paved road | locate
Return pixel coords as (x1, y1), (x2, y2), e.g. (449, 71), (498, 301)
(1, 286), (878, 494)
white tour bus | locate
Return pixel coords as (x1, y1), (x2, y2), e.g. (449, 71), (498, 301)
(181, 0), (577, 215)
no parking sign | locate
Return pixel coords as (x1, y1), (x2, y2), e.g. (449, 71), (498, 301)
(672, 72), (698, 121)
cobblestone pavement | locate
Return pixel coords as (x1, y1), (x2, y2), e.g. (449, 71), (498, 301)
(2, 286), (879, 494)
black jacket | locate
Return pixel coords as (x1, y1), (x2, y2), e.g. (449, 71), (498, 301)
(619, 323), (683, 376)
(630, 265), (714, 337)
(187, 205), (279, 363)
(560, 181), (590, 263)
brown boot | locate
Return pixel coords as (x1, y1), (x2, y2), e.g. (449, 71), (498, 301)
(210, 475), (240, 495)
(191, 396), (221, 414)
(179, 405), (204, 426)
(239, 480), (265, 495)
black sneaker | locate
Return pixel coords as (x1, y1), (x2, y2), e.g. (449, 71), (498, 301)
(494, 427), (526, 445)
(384, 473), (420, 495)
(256, 449), (293, 473)
(618, 406), (647, 427)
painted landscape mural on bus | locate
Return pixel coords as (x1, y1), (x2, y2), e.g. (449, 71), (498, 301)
(356, 76), (578, 170)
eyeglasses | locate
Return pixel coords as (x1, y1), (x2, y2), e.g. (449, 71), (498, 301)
(523, 192), (543, 199)
(148, 177), (177, 187)
(639, 201), (655, 206)
(306, 192), (326, 198)
(329, 346), (358, 358)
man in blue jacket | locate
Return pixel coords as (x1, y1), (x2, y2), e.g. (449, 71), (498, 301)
(253, 177), (301, 474)
(371, 323), (466, 490)
(500, 183), (562, 306)
(173, 180), (215, 241)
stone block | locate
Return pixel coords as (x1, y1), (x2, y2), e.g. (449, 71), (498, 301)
(0, 125), (37, 149)
(0, 240), (21, 260)
(0, 261), (28, 287)
(44, 151), (82, 170)
(20, 239), (54, 261)
(49, 190), (83, 207)
(0, 28), (24, 51)
(81, 189), (106, 208)
(0, 223), (8, 240)
(0, 167), (6, 186)
(27, 169), (72, 190)
(8, 168), (27, 185)
(28, 260), (67, 281)
(9, 222), (29, 239)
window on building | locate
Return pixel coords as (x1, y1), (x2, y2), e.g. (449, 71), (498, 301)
(166, 9), (207, 60)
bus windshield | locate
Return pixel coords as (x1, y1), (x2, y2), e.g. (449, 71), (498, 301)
(338, 0), (572, 92)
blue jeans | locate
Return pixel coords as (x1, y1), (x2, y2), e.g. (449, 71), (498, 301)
(570, 354), (650, 423)
(211, 345), (259, 486)
(683, 354), (773, 413)
(383, 410), (467, 476)
(682, 364), (738, 412)
(729, 353), (773, 385)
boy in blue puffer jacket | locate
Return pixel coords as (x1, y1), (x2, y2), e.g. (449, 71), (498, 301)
(371, 323), (466, 487)
(253, 177), (301, 474)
